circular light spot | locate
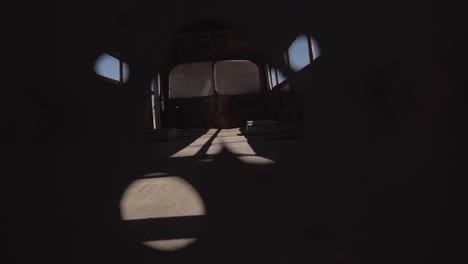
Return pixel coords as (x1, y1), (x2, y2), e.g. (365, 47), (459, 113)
(143, 239), (198, 251)
(120, 175), (205, 251)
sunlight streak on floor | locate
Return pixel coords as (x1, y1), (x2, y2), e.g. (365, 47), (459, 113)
(168, 129), (275, 164)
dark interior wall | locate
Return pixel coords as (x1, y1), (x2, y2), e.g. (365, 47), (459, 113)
(167, 96), (217, 128)
(163, 34), (267, 129)
(147, 26), (264, 129)
(172, 39), (257, 66)
(269, 82), (297, 121)
(166, 93), (264, 129)
(8, 0), (468, 263)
